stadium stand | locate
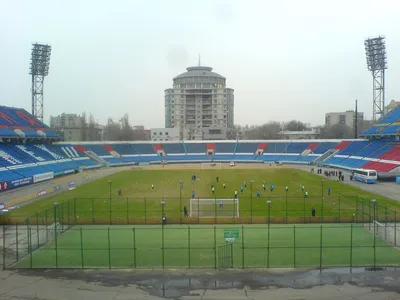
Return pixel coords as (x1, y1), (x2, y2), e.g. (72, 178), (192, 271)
(0, 104), (399, 192)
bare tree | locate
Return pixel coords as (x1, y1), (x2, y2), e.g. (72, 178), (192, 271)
(103, 118), (121, 141)
(321, 124), (353, 139)
(247, 121), (283, 139)
(283, 120), (308, 131)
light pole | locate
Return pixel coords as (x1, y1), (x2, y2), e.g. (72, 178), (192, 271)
(250, 180), (254, 223)
(108, 180), (112, 224)
(321, 180), (324, 223)
(266, 200), (272, 268)
(179, 180), (183, 223)
(371, 199), (377, 268)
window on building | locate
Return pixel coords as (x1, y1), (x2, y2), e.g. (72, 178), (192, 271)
(153, 132), (157, 135)
(165, 132), (169, 135)
(159, 132), (162, 135)
(339, 115), (346, 124)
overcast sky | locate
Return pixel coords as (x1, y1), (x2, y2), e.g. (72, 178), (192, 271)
(1, 0), (400, 128)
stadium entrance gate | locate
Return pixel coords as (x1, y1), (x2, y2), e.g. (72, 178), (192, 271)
(217, 243), (233, 269)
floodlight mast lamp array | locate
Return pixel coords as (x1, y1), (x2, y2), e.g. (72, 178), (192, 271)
(364, 36), (387, 123)
(30, 43), (51, 122)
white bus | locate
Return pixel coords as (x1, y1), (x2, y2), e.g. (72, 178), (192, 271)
(352, 169), (377, 184)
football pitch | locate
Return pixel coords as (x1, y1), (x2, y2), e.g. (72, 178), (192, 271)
(13, 223), (400, 269)
(5, 168), (400, 222)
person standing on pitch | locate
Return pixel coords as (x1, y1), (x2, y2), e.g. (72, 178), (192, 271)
(301, 185), (305, 192)
(311, 207), (316, 217)
(328, 187), (331, 196)
(234, 190), (238, 199)
(244, 181), (247, 189)
(263, 183), (266, 191)
(117, 187), (122, 196)
(216, 176), (219, 183)
(162, 213), (167, 225)
(212, 186), (215, 194)
(257, 190), (261, 198)
(151, 184), (154, 190)
(192, 190), (195, 199)
(219, 199), (224, 209)
(285, 185), (289, 192)
(223, 182), (226, 189)
(183, 206), (189, 217)
(240, 186), (244, 193)
(304, 191), (308, 199)
(270, 183), (275, 192)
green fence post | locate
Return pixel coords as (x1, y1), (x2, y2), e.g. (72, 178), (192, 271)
(74, 197), (77, 225)
(338, 196), (341, 223)
(91, 197), (95, 224)
(285, 194), (288, 224)
(67, 199), (71, 228)
(109, 196), (112, 225)
(214, 225), (217, 269)
(54, 204), (59, 268)
(36, 212), (39, 249)
(80, 228), (84, 268)
(2, 226), (5, 269)
(319, 225), (323, 273)
(241, 225), (244, 269)
(267, 222), (270, 268)
(188, 226), (191, 269)
(144, 198), (147, 224)
(126, 198), (129, 225)
(293, 225), (296, 268)
(162, 225), (165, 269)
(385, 205), (388, 224)
(108, 227), (111, 269)
(214, 197), (217, 224)
(395, 211), (397, 246)
(355, 196), (358, 223)
(362, 199), (365, 224)
(29, 227), (33, 268)
(350, 224), (353, 273)
(15, 224), (19, 261)
(133, 227), (136, 269)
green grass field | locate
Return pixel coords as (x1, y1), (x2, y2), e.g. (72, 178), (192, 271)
(6, 168), (400, 223)
(14, 224), (400, 268)
(5, 167), (400, 269)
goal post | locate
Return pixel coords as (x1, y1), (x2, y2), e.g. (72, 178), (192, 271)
(371, 220), (399, 246)
(200, 162), (222, 169)
(189, 198), (239, 218)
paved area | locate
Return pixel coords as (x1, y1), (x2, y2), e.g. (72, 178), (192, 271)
(1, 268), (400, 299)
(0, 166), (133, 208)
(293, 165), (400, 202)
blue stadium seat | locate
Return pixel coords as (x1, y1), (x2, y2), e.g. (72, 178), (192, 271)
(185, 143), (206, 154)
(162, 143), (185, 154)
(214, 143), (236, 153)
(133, 144), (156, 155)
(285, 143), (310, 153)
(235, 143), (258, 153)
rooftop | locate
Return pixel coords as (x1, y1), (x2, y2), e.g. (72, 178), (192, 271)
(174, 66), (225, 79)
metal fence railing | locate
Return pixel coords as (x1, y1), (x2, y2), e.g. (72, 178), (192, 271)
(1, 196), (399, 270)
(2, 223), (399, 270)
(1, 196), (398, 226)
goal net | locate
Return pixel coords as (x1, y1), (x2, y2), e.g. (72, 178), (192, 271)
(189, 198), (239, 218)
(45, 222), (64, 244)
(201, 162), (222, 169)
(370, 221), (399, 247)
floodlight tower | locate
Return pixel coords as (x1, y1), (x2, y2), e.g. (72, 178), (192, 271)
(364, 36), (387, 122)
(29, 43), (51, 122)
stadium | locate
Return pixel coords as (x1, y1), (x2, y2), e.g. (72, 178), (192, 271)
(0, 104), (399, 270)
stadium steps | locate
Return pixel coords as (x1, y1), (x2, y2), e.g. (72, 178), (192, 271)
(105, 145), (121, 158)
(255, 143), (267, 155)
(206, 143), (215, 155)
(318, 149), (338, 164)
(153, 144), (166, 157)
